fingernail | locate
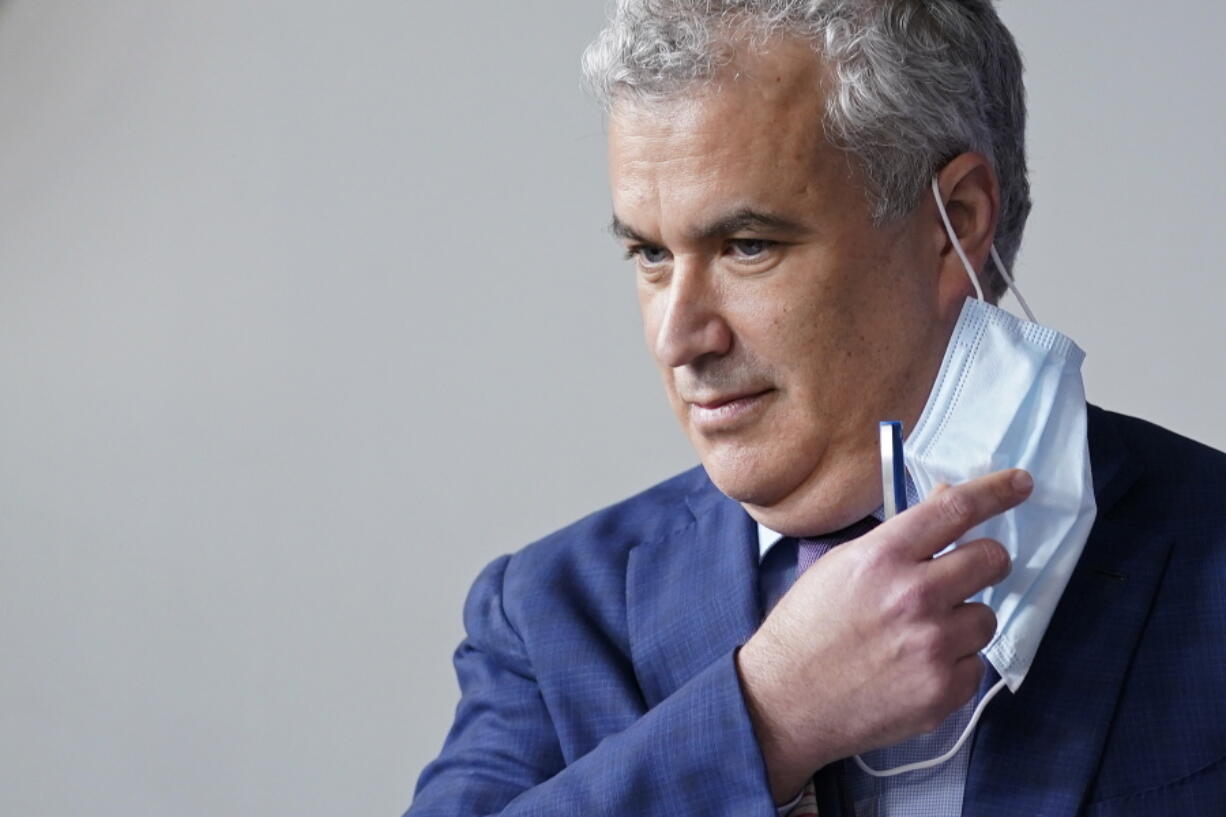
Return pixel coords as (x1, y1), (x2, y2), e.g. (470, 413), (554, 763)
(1012, 470), (1033, 493)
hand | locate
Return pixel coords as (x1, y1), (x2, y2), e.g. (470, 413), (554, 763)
(736, 468), (1032, 803)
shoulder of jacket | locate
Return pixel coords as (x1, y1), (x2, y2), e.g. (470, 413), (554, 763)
(1091, 405), (1226, 533)
(504, 464), (711, 582)
(1094, 405), (1226, 481)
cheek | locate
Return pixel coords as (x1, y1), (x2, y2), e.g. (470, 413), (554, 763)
(729, 275), (850, 377)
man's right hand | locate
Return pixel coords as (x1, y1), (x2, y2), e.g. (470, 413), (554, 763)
(736, 468), (1033, 804)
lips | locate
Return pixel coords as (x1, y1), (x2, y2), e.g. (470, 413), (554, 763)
(686, 388), (775, 433)
(689, 388), (773, 409)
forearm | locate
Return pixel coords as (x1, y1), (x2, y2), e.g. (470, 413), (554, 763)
(408, 647), (784, 817)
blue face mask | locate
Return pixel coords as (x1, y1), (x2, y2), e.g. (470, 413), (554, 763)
(856, 178), (1098, 779)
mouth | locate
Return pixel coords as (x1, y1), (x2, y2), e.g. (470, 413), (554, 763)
(687, 388), (775, 432)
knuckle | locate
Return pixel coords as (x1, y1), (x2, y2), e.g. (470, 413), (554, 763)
(972, 540), (1011, 583)
(916, 622), (946, 661)
(887, 578), (934, 620)
(974, 605), (999, 647)
(939, 490), (975, 530)
(858, 540), (895, 574)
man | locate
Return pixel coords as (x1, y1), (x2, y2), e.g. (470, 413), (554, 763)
(406, 1), (1226, 815)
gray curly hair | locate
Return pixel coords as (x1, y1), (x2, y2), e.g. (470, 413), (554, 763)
(581, 0), (1030, 299)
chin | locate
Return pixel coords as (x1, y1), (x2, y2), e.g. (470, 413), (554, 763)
(694, 439), (799, 507)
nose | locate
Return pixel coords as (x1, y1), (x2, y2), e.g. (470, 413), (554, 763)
(651, 258), (732, 369)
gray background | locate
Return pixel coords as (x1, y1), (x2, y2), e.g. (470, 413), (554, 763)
(0, 1), (1221, 815)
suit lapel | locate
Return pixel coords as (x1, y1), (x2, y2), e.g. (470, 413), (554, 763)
(626, 468), (762, 707)
(961, 406), (1173, 816)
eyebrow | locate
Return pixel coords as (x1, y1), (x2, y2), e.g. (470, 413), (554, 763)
(609, 207), (811, 245)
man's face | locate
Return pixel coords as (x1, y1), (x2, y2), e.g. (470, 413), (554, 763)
(608, 38), (961, 535)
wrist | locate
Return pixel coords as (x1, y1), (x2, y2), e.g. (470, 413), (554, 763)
(734, 642), (818, 803)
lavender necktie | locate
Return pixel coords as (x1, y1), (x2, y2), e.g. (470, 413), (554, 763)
(786, 516), (880, 817)
(796, 516), (880, 577)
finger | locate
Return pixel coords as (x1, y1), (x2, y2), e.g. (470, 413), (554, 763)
(945, 601), (999, 658)
(881, 468), (1032, 561)
(925, 538), (1011, 607)
(951, 653), (988, 706)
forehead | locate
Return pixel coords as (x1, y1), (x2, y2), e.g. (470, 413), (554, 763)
(606, 38), (858, 232)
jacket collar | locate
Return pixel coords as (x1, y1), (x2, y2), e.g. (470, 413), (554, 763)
(625, 467), (760, 707)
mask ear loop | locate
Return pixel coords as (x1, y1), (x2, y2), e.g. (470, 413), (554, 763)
(853, 676), (1008, 778)
(990, 246), (1037, 323)
(930, 177), (1038, 323)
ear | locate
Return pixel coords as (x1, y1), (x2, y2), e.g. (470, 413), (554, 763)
(930, 153), (1001, 314)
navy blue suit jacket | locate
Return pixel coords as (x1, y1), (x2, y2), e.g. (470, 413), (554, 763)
(407, 406), (1226, 815)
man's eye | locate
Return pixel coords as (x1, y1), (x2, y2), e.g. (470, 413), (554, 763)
(626, 245), (670, 266)
(727, 239), (776, 259)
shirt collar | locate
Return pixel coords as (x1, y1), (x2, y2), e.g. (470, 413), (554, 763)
(755, 470), (920, 564)
(756, 507), (885, 564)
(757, 523), (787, 563)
